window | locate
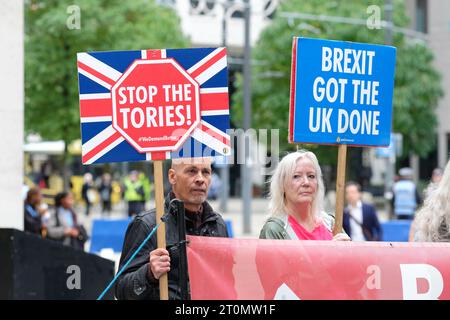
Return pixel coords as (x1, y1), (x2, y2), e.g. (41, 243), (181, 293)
(190, 0), (216, 16)
(416, 0), (428, 33)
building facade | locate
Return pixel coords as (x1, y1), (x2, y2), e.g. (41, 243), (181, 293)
(405, 0), (450, 170)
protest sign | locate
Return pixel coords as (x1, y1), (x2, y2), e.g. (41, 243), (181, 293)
(78, 47), (230, 164)
(289, 37), (396, 146)
(289, 38), (396, 233)
(77, 47), (230, 299)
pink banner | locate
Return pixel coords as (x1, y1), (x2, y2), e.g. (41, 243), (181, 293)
(187, 236), (450, 300)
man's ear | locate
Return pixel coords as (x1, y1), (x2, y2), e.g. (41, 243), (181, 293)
(168, 168), (176, 185)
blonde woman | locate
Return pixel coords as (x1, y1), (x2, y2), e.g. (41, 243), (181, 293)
(410, 159), (450, 242)
(260, 150), (350, 241)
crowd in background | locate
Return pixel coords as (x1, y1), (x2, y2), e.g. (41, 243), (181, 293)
(22, 157), (450, 251)
(23, 169), (153, 251)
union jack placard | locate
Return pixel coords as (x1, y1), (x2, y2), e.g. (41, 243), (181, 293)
(77, 47), (230, 164)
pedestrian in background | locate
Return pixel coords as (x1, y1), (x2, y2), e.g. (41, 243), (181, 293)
(343, 181), (382, 241)
(82, 172), (95, 216)
(99, 173), (113, 216)
(423, 167), (443, 198)
(208, 170), (222, 200)
(259, 150), (350, 241)
(123, 170), (146, 217)
(392, 167), (421, 220)
(138, 171), (151, 213)
(410, 159), (450, 242)
(47, 192), (88, 250)
(24, 187), (48, 236)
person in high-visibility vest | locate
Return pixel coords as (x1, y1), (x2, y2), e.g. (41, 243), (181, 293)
(392, 167), (422, 220)
(138, 171), (151, 214)
(123, 171), (146, 217)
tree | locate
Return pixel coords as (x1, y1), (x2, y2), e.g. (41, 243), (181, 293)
(25, 0), (189, 185)
(232, 0), (443, 165)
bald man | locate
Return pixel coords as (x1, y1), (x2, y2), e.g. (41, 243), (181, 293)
(115, 158), (229, 300)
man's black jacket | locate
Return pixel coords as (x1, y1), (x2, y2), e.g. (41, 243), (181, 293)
(114, 193), (229, 300)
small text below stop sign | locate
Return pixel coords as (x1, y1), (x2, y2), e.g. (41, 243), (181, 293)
(111, 59), (200, 153)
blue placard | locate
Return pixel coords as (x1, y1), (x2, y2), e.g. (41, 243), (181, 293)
(289, 37), (396, 147)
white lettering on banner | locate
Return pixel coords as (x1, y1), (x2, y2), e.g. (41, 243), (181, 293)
(131, 108), (145, 128)
(338, 109), (380, 135)
(118, 84), (192, 105)
(313, 77), (347, 103)
(119, 108), (130, 128)
(309, 107), (380, 135)
(307, 46), (384, 138)
(162, 84), (192, 102)
(120, 105), (190, 129)
(309, 107), (332, 133)
(322, 47), (376, 75)
(400, 264), (444, 300)
(118, 86), (157, 104)
(117, 83), (193, 129)
(352, 80), (379, 105)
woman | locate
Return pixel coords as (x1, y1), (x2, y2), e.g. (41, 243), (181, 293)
(410, 159), (450, 242)
(47, 191), (88, 250)
(260, 150), (350, 241)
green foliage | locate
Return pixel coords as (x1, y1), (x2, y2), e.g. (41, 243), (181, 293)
(393, 43), (442, 157)
(232, 0), (443, 163)
(25, 0), (189, 144)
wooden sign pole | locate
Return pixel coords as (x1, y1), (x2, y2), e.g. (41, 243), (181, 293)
(333, 144), (347, 235)
(153, 160), (169, 300)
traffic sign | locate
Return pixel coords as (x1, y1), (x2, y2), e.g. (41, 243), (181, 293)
(111, 59), (200, 153)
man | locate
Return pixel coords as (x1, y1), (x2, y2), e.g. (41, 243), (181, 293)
(343, 182), (382, 241)
(392, 167), (421, 220)
(115, 158), (229, 300)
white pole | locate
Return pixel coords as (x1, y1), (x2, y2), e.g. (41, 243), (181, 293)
(0, 0), (24, 230)
(242, 0), (252, 234)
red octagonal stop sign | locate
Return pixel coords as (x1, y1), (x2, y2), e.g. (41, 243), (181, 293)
(111, 59), (200, 153)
